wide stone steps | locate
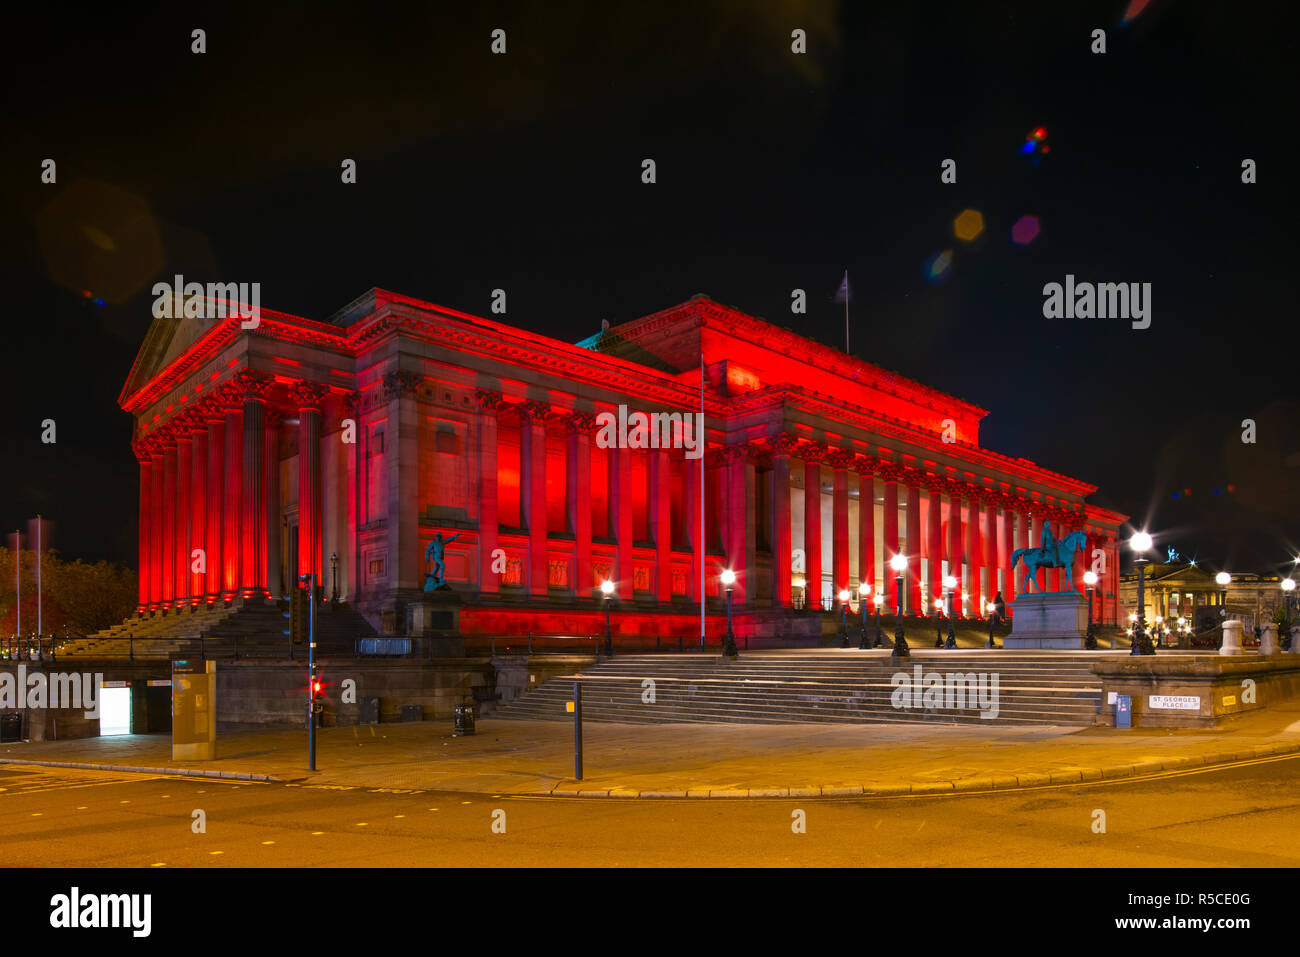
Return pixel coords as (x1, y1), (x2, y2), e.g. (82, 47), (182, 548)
(56, 602), (375, 659)
(495, 652), (1109, 726)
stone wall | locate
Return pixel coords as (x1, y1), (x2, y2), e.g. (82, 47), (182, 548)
(1093, 655), (1300, 728)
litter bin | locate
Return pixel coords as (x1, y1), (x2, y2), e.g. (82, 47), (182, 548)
(1115, 694), (1132, 729)
(453, 704), (475, 735)
(0, 712), (21, 742)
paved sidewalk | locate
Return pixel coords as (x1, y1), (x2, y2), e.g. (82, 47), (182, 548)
(3, 705), (1299, 797)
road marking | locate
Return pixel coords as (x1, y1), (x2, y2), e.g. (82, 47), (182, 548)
(262, 841), (275, 845)
(209, 850), (223, 855)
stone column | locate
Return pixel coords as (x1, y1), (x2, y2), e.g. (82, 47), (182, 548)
(264, 410), (282, 599)
(519, 401), (550, 597)
(175, 429), (191, 607)
(927, 480), (942, 616)
(476, 391), (504, 596)
(293, 381), (328, 589)
(905, 477), (922, 615)
(727, 445), (757, 605)
(829, 450), (853, 597)
(565, 412), (594, 597)
(998, 501), (1013, 603)
(685, 454), (703, 602)
(222, 393), (243, 600)
(769, 435), (795, 607)
(802, 442), (826, 610)
(134, 441), (153, 613)
(652, 446), (672, 603)
(239, 371), (271, 600)
(611, 443), (634, 600)
(203, 401), (226, 603)
(966, 494), (982, 613)
(1049, 513), (1062, 592)
(380, 372), (419, 604)
(1014, 507), (1030, 600)
(880, 463), (900, 594)
(150, 441), (165, 611)
(856, 459), (875, 599)
(946, 483), (963, 617)
(984, 496), (998, 602)
(189, 421), (207, 604)
(162, 432), (177, 608)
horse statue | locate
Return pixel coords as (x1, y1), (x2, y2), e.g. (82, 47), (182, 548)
(1011, 529), (1087, 593)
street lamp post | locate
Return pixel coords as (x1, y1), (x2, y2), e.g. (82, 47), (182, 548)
(721, 569), (739, 658)
(1083, 570), (1098, 649)
(1216, 572), (1230, 623)
(1130, 532), (1155, 656)
(944, 575), (957, 649)
(872, 593), (886, 648)
(330, 552), (339, 604)
(933, 598), (944, 648)
(890, 554), (909, 658)
(837, 588), (851, 648)
(857, 583), (871, 649)
(601, 578), (615, 658)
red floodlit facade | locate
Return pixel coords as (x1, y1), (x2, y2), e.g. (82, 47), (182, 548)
(120, 289), (1128, 641)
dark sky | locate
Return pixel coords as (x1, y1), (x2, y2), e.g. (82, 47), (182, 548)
(2, 0), (1297, 575)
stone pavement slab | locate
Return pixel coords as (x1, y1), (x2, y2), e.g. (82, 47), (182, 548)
(2, 702), (1298, 798)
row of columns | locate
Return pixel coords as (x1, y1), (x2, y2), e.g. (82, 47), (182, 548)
(475, 393), (706, 602)
(134, 372), (329, 611)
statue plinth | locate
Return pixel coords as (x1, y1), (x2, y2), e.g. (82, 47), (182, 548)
(406, 586), (464, 657)
(1004, 591), (1088, 649)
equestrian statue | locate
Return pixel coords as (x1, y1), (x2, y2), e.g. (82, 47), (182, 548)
(1010, 525), (1087, 593)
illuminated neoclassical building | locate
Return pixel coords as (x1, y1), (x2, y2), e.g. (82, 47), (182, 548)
(120, 289), (1127, 642)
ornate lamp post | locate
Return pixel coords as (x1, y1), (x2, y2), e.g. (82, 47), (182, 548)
(792, 576), (806, 611)
(871, 592), (886, 648)
(837, 588), (851, 648)
(330, 552), (339, 603)
(1130, 531), (1155, 655)
(857, 583), (871, 649)
(1216, 572), (1230, 621)
(944, 576), (958, 648)
(933, 598), (944, 648)
(600, 578), (615, 658)
(721, 569), (739, 658)
(1083, 570), (1098, 649)
(890, 553), (910, 658)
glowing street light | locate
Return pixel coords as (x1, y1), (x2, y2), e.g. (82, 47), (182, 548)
(1083, 570), (1098, 649)
(857, 583), (872, 649)
(1216, 571), (1231, 620)
(871, 592), (886, 648)
(943, 575), (958, 649)
(601, 578), (615, 658)
(1129, 532), (1155, 656)
(890, 554), (910, 658)
(720, 569), (738, 658)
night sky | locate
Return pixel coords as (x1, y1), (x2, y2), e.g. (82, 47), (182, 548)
(2, 1), (1296, 575)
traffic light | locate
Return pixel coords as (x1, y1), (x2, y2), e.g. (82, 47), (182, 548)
(283, 585), (308, 644)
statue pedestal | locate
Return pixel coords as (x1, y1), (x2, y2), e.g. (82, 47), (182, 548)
(1004, 591), (1088, 649)
(406, 589), (464, 657)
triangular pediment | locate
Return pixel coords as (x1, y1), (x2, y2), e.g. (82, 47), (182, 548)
(119, 307), (220, 407)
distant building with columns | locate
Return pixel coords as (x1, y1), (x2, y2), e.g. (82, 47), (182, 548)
(119, 289), (1127, 643)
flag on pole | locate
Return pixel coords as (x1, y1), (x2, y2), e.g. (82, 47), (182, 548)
(833, 270), (852, 303)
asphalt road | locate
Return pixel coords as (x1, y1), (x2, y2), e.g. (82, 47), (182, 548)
(1, 755), (1297, 867)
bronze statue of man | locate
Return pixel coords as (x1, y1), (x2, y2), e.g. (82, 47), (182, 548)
(423, 531), (461, 591)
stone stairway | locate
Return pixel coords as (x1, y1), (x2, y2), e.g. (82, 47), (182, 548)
(495, 650), (1114, 726)
(58, 601), (376, 659)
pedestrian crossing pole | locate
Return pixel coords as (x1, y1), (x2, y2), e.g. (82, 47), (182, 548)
(302, 572), (318, 771)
